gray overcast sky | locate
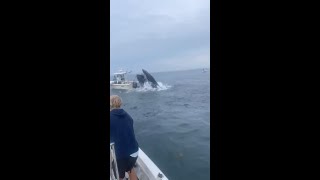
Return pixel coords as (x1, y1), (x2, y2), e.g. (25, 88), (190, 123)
(110, 0), (210, 74)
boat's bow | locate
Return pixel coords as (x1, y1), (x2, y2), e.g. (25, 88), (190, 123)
(110, 143), (168, 180)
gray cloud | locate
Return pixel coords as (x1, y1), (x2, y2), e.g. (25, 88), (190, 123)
(110, 0), (210, 73)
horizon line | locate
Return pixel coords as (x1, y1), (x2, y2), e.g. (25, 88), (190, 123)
(110, 67), (210, 75)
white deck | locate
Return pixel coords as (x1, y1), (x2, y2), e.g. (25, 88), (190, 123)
(110, 148), (168, 180)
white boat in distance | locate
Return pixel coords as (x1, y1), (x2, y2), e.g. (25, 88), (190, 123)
(202, 68), (208, 73)
(110, 143), (169, 180)
(110, 69), (138, 90)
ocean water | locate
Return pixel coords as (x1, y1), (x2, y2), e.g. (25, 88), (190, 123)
(110, 69), (210, 180)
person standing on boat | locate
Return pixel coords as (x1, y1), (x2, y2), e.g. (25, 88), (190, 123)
(110, 95), (139, 180)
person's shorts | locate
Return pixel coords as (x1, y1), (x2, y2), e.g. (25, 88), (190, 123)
(117, 156), (138, 179)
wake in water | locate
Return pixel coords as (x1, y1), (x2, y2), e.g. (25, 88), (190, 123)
(135, 82), (172, 92)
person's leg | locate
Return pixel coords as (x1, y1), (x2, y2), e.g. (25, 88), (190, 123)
(128, 168), (138, 180)
(117, 158), (127, 180)
(126, 156), (138, 180)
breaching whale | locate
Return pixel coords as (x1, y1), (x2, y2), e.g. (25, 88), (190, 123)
(136, 69), (159, 88)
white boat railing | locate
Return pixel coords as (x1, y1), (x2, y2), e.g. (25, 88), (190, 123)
(110, 143), (120, 180)
(110, 143), (169, 180)
(136, 148), (168, 180)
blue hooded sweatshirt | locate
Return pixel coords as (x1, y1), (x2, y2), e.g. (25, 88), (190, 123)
(110, 109), (139, 159)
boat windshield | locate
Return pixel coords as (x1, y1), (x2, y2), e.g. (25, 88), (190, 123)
(113, 74), (125, 83)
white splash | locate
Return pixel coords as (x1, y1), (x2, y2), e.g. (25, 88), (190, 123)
(135, 82), (172, 92)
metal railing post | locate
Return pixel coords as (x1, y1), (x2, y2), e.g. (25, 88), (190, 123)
(110, 143), (120, 180)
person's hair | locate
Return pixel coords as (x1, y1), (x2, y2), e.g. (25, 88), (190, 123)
(110, 95), (122, 110)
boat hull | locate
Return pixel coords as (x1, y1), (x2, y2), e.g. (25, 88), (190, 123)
(110, 83), (134, 90)
(132, 148), (168, 180)
(110, 147), (168, 180)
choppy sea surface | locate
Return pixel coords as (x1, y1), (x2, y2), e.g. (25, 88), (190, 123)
(110, 68), (210, 180)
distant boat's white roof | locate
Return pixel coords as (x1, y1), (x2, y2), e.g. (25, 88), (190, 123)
(113, 72), (126, 75)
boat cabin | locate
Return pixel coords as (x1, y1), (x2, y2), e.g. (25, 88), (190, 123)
(112, 72), (126, 84)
